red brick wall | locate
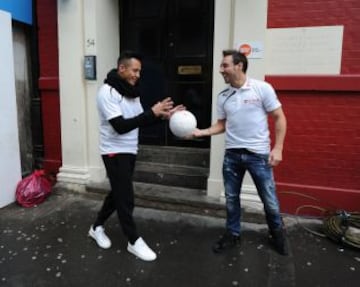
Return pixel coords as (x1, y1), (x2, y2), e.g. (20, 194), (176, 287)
(267, 1), (360, 214)
(280, 94), (359, 191)
(37, 0), (61, 175)
(266, 76), (360, 214)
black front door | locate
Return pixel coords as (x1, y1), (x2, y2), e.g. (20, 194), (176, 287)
(120, 0), (214, 147)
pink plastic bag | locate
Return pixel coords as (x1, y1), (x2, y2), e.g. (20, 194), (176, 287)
(15, 170), (52, 207)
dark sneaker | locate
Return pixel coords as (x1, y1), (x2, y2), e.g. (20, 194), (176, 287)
(269, 228), (289, 256)
(212, 231), (241, 253)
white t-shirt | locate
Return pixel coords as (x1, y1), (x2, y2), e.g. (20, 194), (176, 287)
(96, 84), (144, 155)
(217, 78), (281, 154)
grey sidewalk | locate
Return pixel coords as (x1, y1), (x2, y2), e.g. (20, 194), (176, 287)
(0, 190), (359, 287)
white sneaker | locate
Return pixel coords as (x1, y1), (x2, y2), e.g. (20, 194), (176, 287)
(88, 225), (111, 249)
(127, 237), (157, 261)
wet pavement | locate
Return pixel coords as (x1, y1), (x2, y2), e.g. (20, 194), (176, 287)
(0, 190), (359, 287)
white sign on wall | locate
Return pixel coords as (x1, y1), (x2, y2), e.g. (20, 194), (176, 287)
(236, 41), (264, 59)
(265, 26), (343, 75)
(0, 10), (22, 208)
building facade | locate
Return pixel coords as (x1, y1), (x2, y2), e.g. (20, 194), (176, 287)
(37, 0), (359, 213)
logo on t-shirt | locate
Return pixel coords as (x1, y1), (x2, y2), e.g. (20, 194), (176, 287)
(244, 98), (260, 104)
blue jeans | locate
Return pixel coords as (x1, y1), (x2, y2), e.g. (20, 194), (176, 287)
(222, 149), (283, 235)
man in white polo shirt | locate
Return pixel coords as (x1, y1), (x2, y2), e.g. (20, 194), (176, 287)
(193, 50), (288, 255)
(88, 51), (183, 261)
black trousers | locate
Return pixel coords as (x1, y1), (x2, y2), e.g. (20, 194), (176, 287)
(95, 153), (139, 244)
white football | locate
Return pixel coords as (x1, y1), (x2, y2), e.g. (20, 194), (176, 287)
(169, 110), (197, 138)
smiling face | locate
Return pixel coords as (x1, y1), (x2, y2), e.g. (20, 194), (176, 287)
(118, 58), (142, 86)
(219, 55), (243, 86)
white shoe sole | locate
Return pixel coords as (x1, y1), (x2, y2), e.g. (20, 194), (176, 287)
(88, 228), (111, 249)
(127, 245), (157, 261)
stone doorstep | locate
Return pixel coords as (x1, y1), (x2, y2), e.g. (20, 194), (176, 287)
(134, 162), (208, 190)
(137, 145), (210, 168)
(80, 181), (267, 224)
(135, 161), (209, 176)
(54, 180), (306, 229)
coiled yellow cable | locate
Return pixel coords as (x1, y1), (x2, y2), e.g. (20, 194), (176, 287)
(279, 191), (360, 249)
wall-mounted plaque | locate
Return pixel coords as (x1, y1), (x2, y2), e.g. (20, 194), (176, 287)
(177, 65), (202, 75)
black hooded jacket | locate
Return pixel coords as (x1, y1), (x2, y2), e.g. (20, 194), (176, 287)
(104, 69), (158, 134)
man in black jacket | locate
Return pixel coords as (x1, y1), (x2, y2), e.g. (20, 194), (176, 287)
(89, 51), (182, 261)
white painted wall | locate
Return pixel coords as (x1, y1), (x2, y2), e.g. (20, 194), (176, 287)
(0, 10), (22, 208)
(206, 0), (232, 197)
(208, 0), (267, 208)
(56, 0), (119, 190)
(266, 26), (343, 75)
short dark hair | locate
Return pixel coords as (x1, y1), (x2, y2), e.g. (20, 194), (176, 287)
(117, 51), (142, 67)
(222, 49), (248, 73)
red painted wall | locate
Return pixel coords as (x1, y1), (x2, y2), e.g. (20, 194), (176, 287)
(36, 0), (61, 175)
(267, 1), (360, 214)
